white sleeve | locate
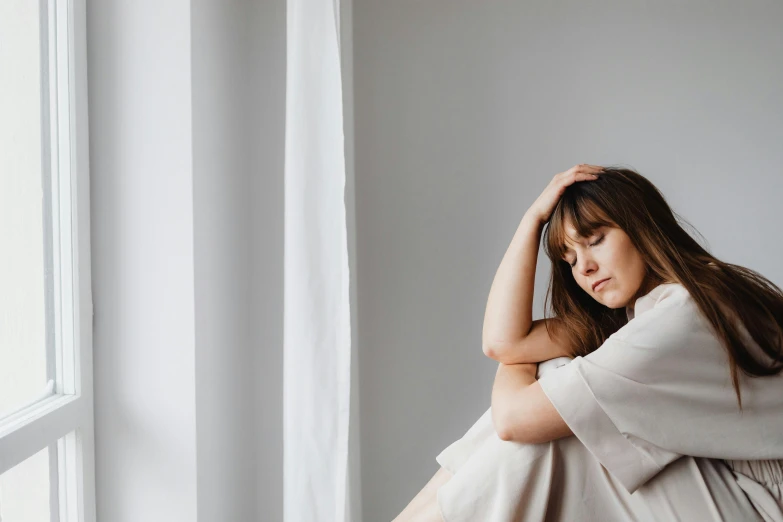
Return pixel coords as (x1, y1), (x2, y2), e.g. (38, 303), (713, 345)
(538, 302), (783, 494)
(538, 352), (680, 493)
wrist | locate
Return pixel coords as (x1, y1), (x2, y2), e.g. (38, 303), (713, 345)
(521, 212), (545, 230)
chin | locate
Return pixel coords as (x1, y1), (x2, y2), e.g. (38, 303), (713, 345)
(595, 292), (623, 309)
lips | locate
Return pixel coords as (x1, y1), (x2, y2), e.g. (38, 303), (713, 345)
(592, 278), (610, 291)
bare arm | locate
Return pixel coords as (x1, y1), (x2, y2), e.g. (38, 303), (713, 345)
(481, 213), (542, 355)
(491, 361), (574, 443)
(480, 216), (573, 364)
(481, 165), (602, 362)
(489, 318), (574, 364)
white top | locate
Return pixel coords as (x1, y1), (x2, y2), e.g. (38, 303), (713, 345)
(538, 282), (783, 496)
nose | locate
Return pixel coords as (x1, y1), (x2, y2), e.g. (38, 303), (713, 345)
(577, 256), (598, 278)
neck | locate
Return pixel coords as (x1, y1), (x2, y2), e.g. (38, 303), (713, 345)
(629, 275), (666, 311)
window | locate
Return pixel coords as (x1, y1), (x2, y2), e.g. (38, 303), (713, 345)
(0, 1), (95, 520)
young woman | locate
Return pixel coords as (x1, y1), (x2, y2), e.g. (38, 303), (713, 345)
(393, 165), (783, 521)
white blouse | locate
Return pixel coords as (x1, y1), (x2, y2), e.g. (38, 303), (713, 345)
(537, 282), (783, 506)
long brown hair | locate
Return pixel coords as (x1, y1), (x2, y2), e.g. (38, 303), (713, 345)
(541, 166), (783, 409)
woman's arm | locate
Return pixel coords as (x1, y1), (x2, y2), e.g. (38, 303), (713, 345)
(481, 213), (542, 356)
(481, 216), (573, 364)
(488, 318), (574, 364)
(491, 362), (574, 443)
(482, 166), (601, 361)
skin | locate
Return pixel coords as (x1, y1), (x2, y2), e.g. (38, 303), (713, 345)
(561, 220), (650, 310)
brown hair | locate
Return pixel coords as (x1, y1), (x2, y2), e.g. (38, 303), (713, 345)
(541, 166), (783, 410)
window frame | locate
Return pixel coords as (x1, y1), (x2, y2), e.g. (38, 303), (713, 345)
(0, 0), (95, 520)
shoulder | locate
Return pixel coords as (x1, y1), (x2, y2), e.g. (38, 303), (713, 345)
(583, 284), (720, 379)
(639, 282), (693, 314)
(607, 283), (710, 350)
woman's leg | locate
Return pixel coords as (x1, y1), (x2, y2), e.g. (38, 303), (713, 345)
(392, 465), (452, 522)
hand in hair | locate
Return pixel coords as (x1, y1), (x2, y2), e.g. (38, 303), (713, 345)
(526, 164), (603, 225)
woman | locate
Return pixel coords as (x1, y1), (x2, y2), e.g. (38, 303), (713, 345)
(393, 165), (783, 521)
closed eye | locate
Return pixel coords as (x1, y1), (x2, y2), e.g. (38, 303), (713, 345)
(565, 234), (605, 267)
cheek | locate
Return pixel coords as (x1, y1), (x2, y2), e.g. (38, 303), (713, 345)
(623, 248), (647, 279)
(606, 240), (642, 278)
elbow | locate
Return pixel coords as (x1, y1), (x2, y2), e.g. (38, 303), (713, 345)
(491, 406), (512, 441)
(483, 341), (508, 360)
(482, 343), (499, 359)
(483, 343), (523, 365)
(492, 403), (531, 442)
(495, 416), (526, 443)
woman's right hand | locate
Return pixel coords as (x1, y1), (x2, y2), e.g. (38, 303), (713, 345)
(526, 164), (604, 225)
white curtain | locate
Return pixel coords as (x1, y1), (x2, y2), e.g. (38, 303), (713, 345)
(284, 0), (352, 520)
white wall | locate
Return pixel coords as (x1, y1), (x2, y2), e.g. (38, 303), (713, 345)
(88, 1), (199, 520)
(89, 0), (290, 519)
(353, 1), (783, 519)
(191, 0), (264, 519)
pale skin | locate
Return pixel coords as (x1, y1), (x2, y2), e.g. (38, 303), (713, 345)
(392, 165), (654, 521)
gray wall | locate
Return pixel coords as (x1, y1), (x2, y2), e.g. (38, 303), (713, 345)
(191, 0), (279, 519)
(247, 0), (288, 518)
(353, 1), (783, 519)
(89, 0), (286, 519)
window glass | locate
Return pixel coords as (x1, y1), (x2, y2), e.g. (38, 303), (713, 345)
(0, 0), (50, 418)
(0, 446), (51, 522)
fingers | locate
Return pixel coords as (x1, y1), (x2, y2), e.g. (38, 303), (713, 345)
(561, 163), (603, 186)
(571, 164), (604, 173)
(556, 165), (601, 186)
(534, 166), (602, 223)
(556, 164), (602, 179)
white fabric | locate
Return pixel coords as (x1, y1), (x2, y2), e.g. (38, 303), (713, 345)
(284, 0), (351, 520)
(435, 282), (783, 521)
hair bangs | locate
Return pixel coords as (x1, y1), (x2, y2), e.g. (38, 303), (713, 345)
(544, 190), (615, 262)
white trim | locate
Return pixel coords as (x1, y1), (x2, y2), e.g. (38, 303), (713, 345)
(54, 0), (76, 398)
(0, 395), (86, 475)
(41, 0), (59, 393)
(47, 0), (77, 399)
(47, 0), (65, 398)
(64, 0), (96, 517)
(0, 380), (55, 421)
(67, 0), (96, 512)
(57, 430), (83, 522)
(50, 441), (62, 522)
